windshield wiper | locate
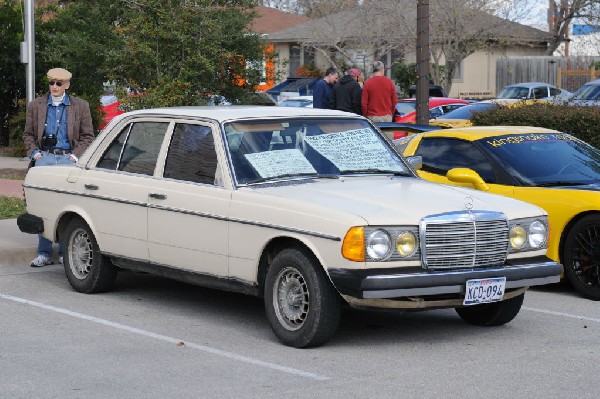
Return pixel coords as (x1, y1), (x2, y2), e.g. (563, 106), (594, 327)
(339, 168), (410, 176)
(534, 181), (587, 187)
(245, 173), (339, 185)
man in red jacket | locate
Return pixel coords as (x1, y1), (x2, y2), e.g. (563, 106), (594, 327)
(361, 61), (398, 122)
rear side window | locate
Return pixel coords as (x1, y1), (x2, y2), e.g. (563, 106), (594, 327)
(415, 137), (496, 183)
(97, 122), (169, 176)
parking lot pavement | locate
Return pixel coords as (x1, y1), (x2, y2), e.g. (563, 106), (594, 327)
(0, 218), (37, 265)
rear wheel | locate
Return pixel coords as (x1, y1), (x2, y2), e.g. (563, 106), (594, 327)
(456, 293), (524, 326)
(62, 218), (117, 293)
(563, 215), (600, 300)
(264, 248), (342, 348)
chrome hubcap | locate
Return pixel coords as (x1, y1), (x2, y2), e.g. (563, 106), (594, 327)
(69, 228), (93, 280)
(273, 267), (309, 331)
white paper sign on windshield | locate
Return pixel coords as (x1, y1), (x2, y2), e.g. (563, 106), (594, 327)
(303, 129), (403, 171)
(245, 148), (317, 178)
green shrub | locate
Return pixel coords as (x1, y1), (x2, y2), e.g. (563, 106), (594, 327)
(471, 102), (600, 148)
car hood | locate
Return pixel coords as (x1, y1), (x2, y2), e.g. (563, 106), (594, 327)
(246, 177), (544, 225)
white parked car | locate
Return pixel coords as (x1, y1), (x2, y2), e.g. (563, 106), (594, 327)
(277, 96), (313, 108)
(496, 82), (571, 102)
(18, 106), (560, 347)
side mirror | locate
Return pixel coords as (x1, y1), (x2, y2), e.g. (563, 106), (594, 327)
(446, 168), (489, 191)
(405, 155), (422, 170)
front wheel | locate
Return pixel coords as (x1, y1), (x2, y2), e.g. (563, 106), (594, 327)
(264, 248), (342, 348)
(62, 218), (117, 293)
(456, 293), (524, 326)
(563, 215), (600, 300)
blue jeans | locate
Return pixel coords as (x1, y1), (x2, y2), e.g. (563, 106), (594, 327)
(35, 153), (75, 258)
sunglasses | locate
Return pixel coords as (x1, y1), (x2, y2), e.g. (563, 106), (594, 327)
(49, 81), (65, 87)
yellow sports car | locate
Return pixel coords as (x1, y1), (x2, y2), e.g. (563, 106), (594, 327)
(403, 126), (600, 300)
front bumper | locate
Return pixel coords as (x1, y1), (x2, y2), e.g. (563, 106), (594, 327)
(17, 213), (44, 234)
(328, 256), (561, 299)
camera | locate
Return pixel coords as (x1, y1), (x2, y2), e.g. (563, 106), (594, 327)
(41, 134), (57, 149)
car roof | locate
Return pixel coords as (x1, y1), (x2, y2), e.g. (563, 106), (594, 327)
(419, 125), (561, 140)
(398, 97), (470, 107)
(113, 105), (355, 122)
(505, 82), (557, 88)
(280, 96), (313, 101)
(581, 79), (600, 86)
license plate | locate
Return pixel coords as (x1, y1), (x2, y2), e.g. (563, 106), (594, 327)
(463, 277), (506, 305)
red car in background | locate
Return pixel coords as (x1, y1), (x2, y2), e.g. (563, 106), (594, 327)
(98, 94), (125, 130)
(394, 97), (470, 123)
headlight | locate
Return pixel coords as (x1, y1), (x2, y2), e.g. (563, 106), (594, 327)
(509, 217), (549, 251)
(509, 225), (527, 250)
(366, 229), (392, 260)
(528, 220), (547, 248)
(396, 231), (417, 257)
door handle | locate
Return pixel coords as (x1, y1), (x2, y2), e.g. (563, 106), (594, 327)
(84, 184), (99, 190)
(149, 193), (167, 200)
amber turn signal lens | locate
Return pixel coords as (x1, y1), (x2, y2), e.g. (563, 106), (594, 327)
(342, 226), (365, 262)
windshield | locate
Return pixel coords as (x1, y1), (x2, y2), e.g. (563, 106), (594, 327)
(571, 83), (600, 100)
(279, 99), (312, 107)
(224, 118), (410, 185)
(497, 86), (532, 99)
(395, 102), (416, 115)
(440, 103), (497, 119)
(478, 133), (600, 186)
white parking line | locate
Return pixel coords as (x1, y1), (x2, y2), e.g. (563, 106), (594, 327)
(0, 293), (330, 381)
(523, 306), (600, 323)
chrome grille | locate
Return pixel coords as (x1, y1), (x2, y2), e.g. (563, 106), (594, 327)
(420, 211), (509, 269)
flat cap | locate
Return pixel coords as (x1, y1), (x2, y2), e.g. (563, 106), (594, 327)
(47, 68), (72, 81)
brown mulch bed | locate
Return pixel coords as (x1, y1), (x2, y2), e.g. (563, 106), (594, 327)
(0, 168), (27, 180)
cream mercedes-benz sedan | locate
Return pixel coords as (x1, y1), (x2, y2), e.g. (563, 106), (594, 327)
(18, 106), (560, 347)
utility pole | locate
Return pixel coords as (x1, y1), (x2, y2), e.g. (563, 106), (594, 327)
(21, 0), (35, 104)
(416, 0), (430, 125)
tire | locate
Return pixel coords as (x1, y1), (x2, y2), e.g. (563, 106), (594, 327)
(62, 218), (117, 294)
(562, 215), (600, 301)
(264, 247), (342, 348)
(456, 293), (524, 326)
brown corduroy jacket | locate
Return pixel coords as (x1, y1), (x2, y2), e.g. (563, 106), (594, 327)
(24, 92), (95, 158)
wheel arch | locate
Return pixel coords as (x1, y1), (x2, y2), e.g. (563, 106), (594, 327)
(256, 236), (327, 298)
(55, 211), (92, 245)
(558, 210), (600, 262)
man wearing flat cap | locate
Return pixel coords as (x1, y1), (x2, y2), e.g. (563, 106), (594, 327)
(24, 67), (95, 267)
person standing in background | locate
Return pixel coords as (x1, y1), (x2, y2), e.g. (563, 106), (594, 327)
(330, 68), (362, 115)
(23, 68), (95, 267)
(312, 67), (339, 109)
(361, 61), (397, 122)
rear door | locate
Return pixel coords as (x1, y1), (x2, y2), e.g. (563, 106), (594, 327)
(82, 119), (170, 262)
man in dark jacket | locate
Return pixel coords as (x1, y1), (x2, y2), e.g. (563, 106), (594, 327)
(312, 67), (338, 109)
(330, 68), (362, 115)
